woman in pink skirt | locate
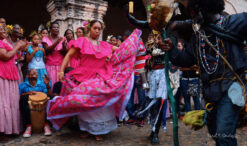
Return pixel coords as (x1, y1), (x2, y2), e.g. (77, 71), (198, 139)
(0, 25), (26, 135)
(42, 22), (66, 86)
(4, 24), (25, 84)
(47, 20), (142, 141)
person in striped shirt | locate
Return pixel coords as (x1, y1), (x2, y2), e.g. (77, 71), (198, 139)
(125, 30), (149, 127)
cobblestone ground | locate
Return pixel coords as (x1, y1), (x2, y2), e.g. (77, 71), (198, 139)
(1, 119), (247, 146)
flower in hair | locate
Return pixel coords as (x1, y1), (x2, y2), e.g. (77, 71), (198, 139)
(82, 21), (89, 28)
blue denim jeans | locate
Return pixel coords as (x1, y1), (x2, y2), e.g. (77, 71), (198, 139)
(127, 75), (146, 120)
(181, 78), (201, 112)
(206, 93), (240, 146)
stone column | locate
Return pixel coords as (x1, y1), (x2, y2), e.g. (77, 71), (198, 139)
(46, 0), (108, 38)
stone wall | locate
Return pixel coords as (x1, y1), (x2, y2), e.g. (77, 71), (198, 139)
(46, 0), (108, 38)
(224, 0), (247, 14)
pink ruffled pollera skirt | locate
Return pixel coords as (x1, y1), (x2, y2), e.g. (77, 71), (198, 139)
(46, 65), (61, 87)
(47, 29), (142, 131)
(17, 64), (23, 84)
(0, 77), (21, 135)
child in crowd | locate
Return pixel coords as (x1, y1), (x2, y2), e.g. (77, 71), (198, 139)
(26, 33), (50, 85)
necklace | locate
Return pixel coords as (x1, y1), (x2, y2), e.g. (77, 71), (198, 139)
(198, 16), (223, 74)
(199, 35), (220, 74)
(50, 36), (59, 43)
(35, 57), (41, 62)
(89, 36), (101, 52)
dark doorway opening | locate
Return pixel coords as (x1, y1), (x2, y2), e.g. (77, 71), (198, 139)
(0, 0), (150, 41)
(0, 0), (50, 37)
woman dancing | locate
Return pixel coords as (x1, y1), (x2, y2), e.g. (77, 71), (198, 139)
(46, 20), (142, 140)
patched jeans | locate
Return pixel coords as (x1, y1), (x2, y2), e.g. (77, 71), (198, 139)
(181, 78), (201, 112)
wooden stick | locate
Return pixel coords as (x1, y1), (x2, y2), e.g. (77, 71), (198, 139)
(129, 1), (134, 14)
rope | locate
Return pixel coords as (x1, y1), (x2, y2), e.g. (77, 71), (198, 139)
(197, 30), (247, 101)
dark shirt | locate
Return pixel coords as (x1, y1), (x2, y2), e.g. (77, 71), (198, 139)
(53, 81), (62, 95)
(182, 70), (198, 78)
(147, 47), (165, 69)
(169, 13), (247, 102)
(153, 55), (165, 66)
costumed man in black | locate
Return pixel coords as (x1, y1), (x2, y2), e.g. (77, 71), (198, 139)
(161, 0), (247, 145)
(145, 32), (169, 144)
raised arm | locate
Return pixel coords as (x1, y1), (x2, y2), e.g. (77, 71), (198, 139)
(26, 46), (38, 63)
(43, 37), (64, 54)
(0, 40), (26, 61)
(160, 38), (196, 67)
(169, 45), (196, 67)
(59, 47), (78, 81)
(41, 47), (46, 60)
(60, 40), (68, 56)
(43, 74), (53, 98)
(112, 46), (118, 52)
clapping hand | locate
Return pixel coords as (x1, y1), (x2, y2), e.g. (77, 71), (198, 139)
(16, 40), (27, 50)
(33, 47), (40, 53)
(62, 38), (68, 45)
(58, 37), (65, 43)
(19, 56), (24, 61)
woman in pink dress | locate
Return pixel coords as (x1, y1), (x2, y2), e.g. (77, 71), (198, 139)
(0, 25), (26, 135)
(47, 20), (142, 140)
(75, 27), (85, 38)
(64, 29), (82, 69)
(40, 28), (48, 39)
(42, 22), (66, 86)
(5, 24), (25, 84)
(69, 27), (86, 69)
